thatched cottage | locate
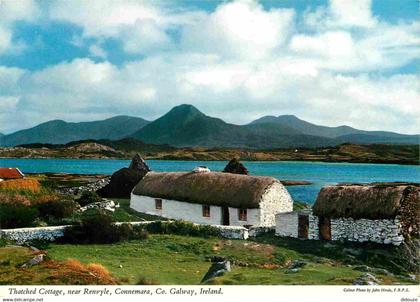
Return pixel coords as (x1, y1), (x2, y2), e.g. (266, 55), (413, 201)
(130, 170), (293, 226)
(275, 183), (419, 245)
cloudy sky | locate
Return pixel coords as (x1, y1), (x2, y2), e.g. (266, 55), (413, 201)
(0, 0), (419, 134)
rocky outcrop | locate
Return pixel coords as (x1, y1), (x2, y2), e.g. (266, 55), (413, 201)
(129, 153), (151, 171)
(97, 154), (150, 198)
(223, 158), (249, 175)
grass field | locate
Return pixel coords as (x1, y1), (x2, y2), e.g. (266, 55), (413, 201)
(1, 234), (416, 285)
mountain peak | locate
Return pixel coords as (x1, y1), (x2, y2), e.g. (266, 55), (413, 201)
(165, 104), (204, 119)
(277, 114), (301, 120)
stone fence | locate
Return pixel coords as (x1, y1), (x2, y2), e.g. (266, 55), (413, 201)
(0, 222), (274, 244)
(0, 225), (70, 245)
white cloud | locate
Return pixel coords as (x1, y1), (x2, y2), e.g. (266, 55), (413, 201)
(181, 0), (295, 60)
(121, 19), (171, 54)
(49, 0), (162, 37)
(304, 0), (377, 29)
(49, 0), (186, 55)
(89, 44), (107, 59)
(0, 0), (419, 135)
(296, 1), (417, 73)
(0, 0), (40, 54)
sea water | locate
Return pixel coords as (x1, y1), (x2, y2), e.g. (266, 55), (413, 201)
(1, 158), (419, 204)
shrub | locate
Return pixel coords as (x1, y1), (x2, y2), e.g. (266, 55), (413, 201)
(38, 199), (78, 219)
(61, 210), (146, 244)
(44, 259), (118, 285)
(0, 204), (38, 228)
(0, 178), (40, 192)
(76, 191), (102, 207)
(137, 220), (220, 238)
(62, 209), (118, 244)
(0, 188), (60, 207)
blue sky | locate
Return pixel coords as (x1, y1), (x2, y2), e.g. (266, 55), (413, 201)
(0, 0), (419, 134)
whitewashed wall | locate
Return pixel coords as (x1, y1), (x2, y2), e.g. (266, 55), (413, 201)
(131, 194), (265, 226)
(275, 212), (299, 237)
(228, 207), (260, 226)
(130, 194), (223, 225)
(260, 182), (293, 226)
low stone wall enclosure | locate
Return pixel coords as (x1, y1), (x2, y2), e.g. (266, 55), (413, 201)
(275, 210), (404, 245)
(0, 222), (274, 244)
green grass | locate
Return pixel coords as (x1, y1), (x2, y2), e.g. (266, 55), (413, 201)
(43, 235), (415, 285)
(1, 234), (416, 285)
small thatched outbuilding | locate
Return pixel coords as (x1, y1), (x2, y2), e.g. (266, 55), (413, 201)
(131, 169), (293, 226)
(313, 183), (420, 238)
(275, 183), (419, 245)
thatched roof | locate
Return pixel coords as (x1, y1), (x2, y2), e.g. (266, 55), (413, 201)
(313, 184), (420, 219)
(132, 171), (281, 208)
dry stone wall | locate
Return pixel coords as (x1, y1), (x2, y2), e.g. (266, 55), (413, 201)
(0, 226), (69, 244)
(308, 213), (319, 240)
(330, 216), (403, 245)
(275, 210), (403, 245)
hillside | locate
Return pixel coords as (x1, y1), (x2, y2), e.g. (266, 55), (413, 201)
(0, 116), (149, 147)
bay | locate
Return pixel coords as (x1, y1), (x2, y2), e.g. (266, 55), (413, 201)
(1, 158), (419, 204)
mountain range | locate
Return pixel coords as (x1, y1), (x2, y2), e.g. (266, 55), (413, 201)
(1, 104), (418, 149)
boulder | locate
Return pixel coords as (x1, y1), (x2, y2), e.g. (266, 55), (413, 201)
(21, 254), (46, 268)
(223, 158), (249, 175)
(285, 260), (307, 273)
(201, 260), (231, 283)
(97, 154), (150, 198)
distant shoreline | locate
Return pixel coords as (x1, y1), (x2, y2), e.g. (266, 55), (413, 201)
(1, 142), (418, 166)
(0, 156), (420, 166)
(1, 155), (419, 166)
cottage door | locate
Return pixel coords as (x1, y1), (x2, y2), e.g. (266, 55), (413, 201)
(222, 207), (230, 225)
(298, 215), (309, 239)
(318, 217), (331, 240)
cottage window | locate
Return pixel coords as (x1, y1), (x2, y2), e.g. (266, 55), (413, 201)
(155, 198), (162, 210)
(238, 209), (247, 221)
(202, 205), (210, 217)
